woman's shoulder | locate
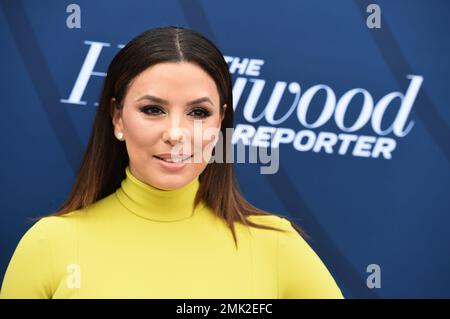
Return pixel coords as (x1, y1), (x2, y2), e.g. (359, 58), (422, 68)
(0, 212), (85, 299)
(21, 210), (85, 244)
(244, 213), (301, 245)
(246, 213), (312, 253)
(27, 193), (117, 234)
(247, 213), (296, 231)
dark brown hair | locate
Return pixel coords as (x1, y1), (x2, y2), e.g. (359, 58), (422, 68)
(39, 26), (309, 248)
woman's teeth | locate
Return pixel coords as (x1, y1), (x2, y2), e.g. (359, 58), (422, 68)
(155, 156), (190, 163)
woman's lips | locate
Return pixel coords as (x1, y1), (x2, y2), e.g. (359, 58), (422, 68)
(153, 154), (193, 170)
(153, 154), (193, 163)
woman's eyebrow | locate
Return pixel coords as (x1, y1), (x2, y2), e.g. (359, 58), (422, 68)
(136, 94), (214, 106)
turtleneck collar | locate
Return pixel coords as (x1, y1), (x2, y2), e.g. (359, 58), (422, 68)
(115, 165), (201, 222)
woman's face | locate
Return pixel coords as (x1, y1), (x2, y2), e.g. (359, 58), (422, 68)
(112, 61), (226, 190)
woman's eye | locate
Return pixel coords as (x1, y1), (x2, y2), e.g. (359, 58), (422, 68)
(189, 108), (211, 119)
(140, 105), (210, 119)
(140, 105), (164, 116)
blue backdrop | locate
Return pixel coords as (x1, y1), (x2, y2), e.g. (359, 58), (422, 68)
(1, 0), (449, 298)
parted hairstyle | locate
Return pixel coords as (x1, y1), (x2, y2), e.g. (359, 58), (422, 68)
(40, 26), (309, 249)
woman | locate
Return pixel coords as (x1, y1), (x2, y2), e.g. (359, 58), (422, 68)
(0, 26), (343, 299)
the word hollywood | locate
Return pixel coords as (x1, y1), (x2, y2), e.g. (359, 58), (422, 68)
(61, 41), (424, 174)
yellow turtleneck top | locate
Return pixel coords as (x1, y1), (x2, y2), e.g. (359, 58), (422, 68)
(0, 166), (344, 299)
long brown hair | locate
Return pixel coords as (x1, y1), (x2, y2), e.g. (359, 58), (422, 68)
(40, 26), (308, 249)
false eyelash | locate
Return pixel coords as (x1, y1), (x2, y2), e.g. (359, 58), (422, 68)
(140, 105), (211, 119)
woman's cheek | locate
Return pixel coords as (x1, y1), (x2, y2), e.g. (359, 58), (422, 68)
(125, 121), (161, 157)
(200, 126), (221, 162)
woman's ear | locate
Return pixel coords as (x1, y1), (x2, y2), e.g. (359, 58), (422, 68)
(111, 97), (123, 133)
(221, 104), (227, 121)
(110, 97), (117, 121)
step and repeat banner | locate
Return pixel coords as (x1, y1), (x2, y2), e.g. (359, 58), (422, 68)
(1, 0), (449, 298)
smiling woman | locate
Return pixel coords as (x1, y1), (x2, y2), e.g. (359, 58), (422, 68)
(110, 61), (224, 190)
(0, 26), (343, 299)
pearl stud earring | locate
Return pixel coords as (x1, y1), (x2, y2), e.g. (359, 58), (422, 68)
(116, 132), (123, 140)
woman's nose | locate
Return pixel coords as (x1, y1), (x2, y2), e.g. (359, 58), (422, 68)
(162, 124), (188, 146)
